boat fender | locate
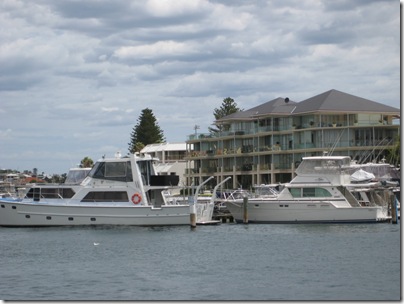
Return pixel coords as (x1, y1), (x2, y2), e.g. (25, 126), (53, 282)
(131, 193), (142, 205)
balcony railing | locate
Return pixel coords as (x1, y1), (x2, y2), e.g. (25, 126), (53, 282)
(187, 120), (396, 141)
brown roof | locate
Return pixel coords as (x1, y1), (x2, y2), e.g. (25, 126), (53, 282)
(293, 89), (400, 114)
(216, 89), (399, 122)
(216, 97), (297, 122)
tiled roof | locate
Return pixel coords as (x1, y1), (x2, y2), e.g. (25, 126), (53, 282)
(216, 89), (399, 122)
(217, 97), (297, 121)
(294, 89), (399, 114)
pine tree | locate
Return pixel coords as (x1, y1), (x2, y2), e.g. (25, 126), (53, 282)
(209, 97), (242, 134)
(128, 108), (165, 153)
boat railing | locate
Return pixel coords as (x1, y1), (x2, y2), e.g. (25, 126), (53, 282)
(216, 189), (252, 201)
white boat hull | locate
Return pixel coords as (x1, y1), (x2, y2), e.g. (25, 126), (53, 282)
(0, 200), (190, 226)
(225, 201), (390, 224)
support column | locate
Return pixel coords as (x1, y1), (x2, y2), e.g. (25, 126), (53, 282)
(271, 163), (275, 184)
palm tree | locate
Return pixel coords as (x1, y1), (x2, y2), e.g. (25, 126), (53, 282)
(80, 157), (94, 168)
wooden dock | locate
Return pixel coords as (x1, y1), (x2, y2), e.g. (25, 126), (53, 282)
(212, 211), (234, 223)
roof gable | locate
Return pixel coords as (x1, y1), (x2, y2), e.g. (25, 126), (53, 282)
(215, 89), (399, 123)
(294, 89), (399, 114)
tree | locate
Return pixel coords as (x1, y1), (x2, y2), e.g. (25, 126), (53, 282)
(80, 157), (94, 168)
(128, 108), (165, 153)
(209, 97), (243, 134)
(385, 135), (400, 166)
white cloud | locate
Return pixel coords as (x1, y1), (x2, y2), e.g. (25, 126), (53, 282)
(0, 0), (399, 173)
(145, 0), (210, 17)
(101, 107), (119, 112)
(114, 40), (196, 60)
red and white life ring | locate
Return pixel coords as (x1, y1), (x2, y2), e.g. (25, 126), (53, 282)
(131, 193), (142, 205)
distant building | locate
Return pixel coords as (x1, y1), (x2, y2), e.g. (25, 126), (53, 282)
(141, 142), (193, 187)
(185, 89), (400, 189)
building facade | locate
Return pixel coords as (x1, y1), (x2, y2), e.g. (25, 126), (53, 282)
(141, 142), (193, 187)
(185, 89), (400, 189)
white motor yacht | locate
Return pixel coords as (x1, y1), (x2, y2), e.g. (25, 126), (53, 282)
(225, 156), (392, 224)
(0, 153), (191, 226)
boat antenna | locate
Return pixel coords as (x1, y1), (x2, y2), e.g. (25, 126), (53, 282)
(328, 129), (345, 156)
(358, 137), (392, 164)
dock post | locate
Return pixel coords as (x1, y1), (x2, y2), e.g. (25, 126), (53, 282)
(189, 197), (197, 228)
(390, 192), (397, 224)
(190, 212), (197, 228)
(243, 196), (248, 224)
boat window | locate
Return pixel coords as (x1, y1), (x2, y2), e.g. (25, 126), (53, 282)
(290, 188), (301, 198)
(81, 191), (129, 202)
(91, 162), (106, 179)
(26, 188), (75, 199)
(302, 188), (316, 197)
(126, 161), (133, 182)
(106, 162), (126, 177)
(303, 188), (332, 197)
(137, 160), (155, 185)
(89, 161), (133, 182)
(65, 169), (91, 184)
(313, 188), (332, 197)
(290, 188), (332, 198)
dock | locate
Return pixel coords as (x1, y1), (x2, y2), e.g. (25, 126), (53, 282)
(212, 211), (234, 223)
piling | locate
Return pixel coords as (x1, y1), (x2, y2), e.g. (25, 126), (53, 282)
(189, 199), (197, 228)
(243, 196), (248, 224)
(390, 191), (397, 224)
(190, 213), (197, 228)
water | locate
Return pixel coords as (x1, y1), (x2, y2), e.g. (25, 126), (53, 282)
(0, 222), (400, 301)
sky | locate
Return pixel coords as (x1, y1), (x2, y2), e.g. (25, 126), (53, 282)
(0, 0), (400, 175)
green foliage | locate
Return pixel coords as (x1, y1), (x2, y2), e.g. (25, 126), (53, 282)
(213, 97), (242, 120)
(385, 135), (400, 166)
(209, 97), (242, 134)
(44, 173), (67, 183)
(80, 156), (94, 168)
(128, 108), (165, 153)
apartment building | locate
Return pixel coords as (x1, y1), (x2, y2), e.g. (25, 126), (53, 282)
(141, 142), (193, 187)
(185, 89), (400, 189)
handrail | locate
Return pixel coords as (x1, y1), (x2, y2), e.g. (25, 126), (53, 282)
(210, 177), (232, 203)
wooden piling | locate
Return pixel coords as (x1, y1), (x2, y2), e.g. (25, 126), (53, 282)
(190, 213), (197, 228)
(390, 191), (397, 224)
(243, 196), (248, 224)
(190, 201), (197, 228)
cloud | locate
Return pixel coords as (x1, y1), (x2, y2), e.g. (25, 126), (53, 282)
(0, 0), (399, 173)
(114, 40), (197, 60)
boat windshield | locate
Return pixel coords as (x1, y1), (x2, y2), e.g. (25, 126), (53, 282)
(254, 185), (279, 197)
(65, 168), (91, 184)
(88, 161), (133, 182)
(296, 157), (351, 175)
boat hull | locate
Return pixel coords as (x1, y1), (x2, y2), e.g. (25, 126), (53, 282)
(0, 200), (190, 226)
(225, 201), (390, 224)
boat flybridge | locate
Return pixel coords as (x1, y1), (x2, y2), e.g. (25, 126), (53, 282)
(0, 152), (191, 226)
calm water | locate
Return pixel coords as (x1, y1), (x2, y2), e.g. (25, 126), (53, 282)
(0, 222), (401, 301)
